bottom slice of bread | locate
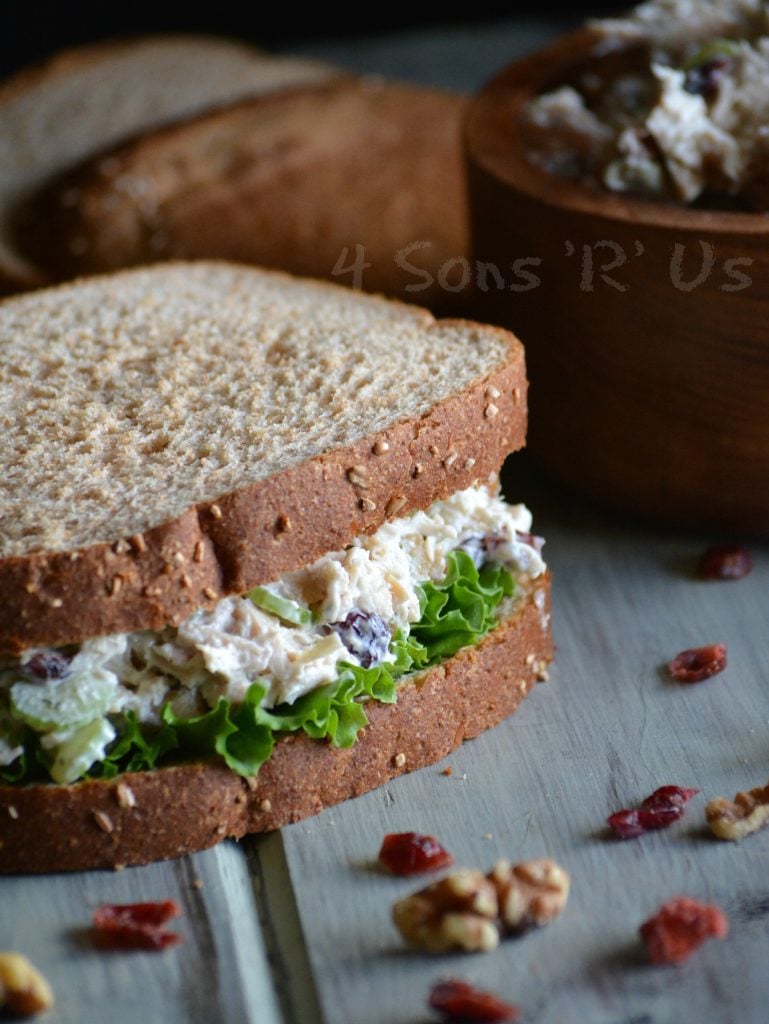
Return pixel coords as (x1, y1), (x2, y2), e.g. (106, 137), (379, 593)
(0, 575), (551, 873)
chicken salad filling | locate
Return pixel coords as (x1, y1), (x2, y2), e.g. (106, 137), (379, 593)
(0, 482), (545, 786)
(523, 0), (769, 207)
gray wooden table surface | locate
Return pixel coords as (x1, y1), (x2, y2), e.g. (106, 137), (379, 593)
(5, 18), (769, 1024)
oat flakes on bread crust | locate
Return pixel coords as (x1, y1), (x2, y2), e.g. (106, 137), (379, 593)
(0, 261), (526, 653)
(0, 578), (551, 874)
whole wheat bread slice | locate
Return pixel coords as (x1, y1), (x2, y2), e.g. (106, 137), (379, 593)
(0, 261), (526, 654)
(0, 578), (552, 873)
(0, 36), (337, 294)
(19, 79), (468, 309)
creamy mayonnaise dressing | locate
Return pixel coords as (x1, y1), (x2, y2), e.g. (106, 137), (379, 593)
(0, 483), (544, 781)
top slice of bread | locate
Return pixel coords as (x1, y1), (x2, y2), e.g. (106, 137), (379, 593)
(0, 261), (527, 653)
(0, 35), (337, 294)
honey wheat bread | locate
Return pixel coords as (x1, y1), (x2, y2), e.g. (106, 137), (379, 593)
(0, 578), (552, 873)
(0, 261), (527, 654)
(0, 260), (548, 873)
(0, 36), (337, 294)
(19, 79), (468, 308)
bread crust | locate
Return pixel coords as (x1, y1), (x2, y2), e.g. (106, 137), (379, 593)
(0, 36), (338, 294)
(0, 575), (551, 874)
(23, 79), (467, 308)
(0, 316), (526, 653)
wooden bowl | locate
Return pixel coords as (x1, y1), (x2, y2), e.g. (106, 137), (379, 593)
(466, 28), (769, 535)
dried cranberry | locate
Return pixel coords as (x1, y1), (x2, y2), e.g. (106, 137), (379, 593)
(515, 531), (545, 554)
(639, 896), (728, 965)
(328, 611), (390, 668)
(457, 531), (511, 569)
(643, 786), (699, 811)
(608, 786), (698, 839)
(378, 832), (454, 876)
(606, 809), (645, 839)
(458, 534), (488, 569)
(22, 650), (72, 680)
(698, 544), (752, 580)
(428, 980), (519, 1022)
(669, 644), (727, 683)
(684, 57), (731, 101)
(93, 900), (182, 950)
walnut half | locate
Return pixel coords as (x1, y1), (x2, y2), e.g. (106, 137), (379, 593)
(706, 779), (769, 841)
(392, 857), (570, 953)
(489, 858), (570, 933)
(0, 952), (54, 1017)
(392, 869), (499, 953)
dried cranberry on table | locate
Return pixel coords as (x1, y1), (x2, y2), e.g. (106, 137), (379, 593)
(428, 980), (519, 1023)
(668, 644), (727, 683)
(697, 543), (752, 580)
(639, 896), (728, 965)
(327, 610), (390, 668)
(378, 833), (453, 876)
(608, 786), (699, 839)
(92, 900), (182, 950)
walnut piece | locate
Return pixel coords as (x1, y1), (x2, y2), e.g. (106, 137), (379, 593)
(392, 857), (571, 953)
(489, 858), (570, 933)
(706, 780), (769, 841)
(0, 952), (54, 1017)
(392, 869), (499, 952)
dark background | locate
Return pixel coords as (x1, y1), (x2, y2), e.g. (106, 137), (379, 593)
(0, 2), (630, 79)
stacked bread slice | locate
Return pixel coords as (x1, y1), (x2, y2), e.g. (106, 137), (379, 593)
(2, 37), (467, 307)
(0, 36), (338, 294)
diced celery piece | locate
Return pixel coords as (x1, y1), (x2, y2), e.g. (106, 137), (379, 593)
(248, 586), (313, 626)
(685, 38), (742, 69)
(49, 718), (116, 784)
(10, 669), (118, 730)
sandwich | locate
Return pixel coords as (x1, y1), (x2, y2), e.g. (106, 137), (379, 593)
(0, 262), (551, 873)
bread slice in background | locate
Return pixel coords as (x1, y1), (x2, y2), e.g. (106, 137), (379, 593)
(18, 79), (469, 310)
(0, 35), (337, 294)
